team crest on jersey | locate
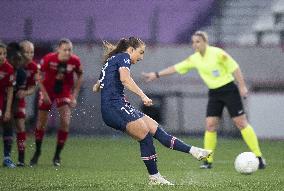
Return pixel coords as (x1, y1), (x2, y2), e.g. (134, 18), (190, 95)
(124, 58), (130, 65)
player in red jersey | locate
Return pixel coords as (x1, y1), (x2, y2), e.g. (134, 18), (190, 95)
(12, 40), (38, 167)
(30, 39), (83, 167)
(0, 43), (16, 168)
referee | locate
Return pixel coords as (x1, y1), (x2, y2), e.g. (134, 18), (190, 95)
(142, 31), (266, 169)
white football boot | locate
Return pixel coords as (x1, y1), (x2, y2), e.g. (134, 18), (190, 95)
(189, 146), (212, 161)
(149, 173), (174, 185)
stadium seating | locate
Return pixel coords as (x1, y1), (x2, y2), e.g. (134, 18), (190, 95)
(202, 0), (275, 45)
(242, 0), (284, 45)
(0, 0), (215, 44)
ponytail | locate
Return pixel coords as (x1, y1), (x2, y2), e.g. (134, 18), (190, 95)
(102, 37), (144, 63)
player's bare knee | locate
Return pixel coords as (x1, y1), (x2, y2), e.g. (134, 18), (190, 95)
(36, 120), (47, 129)
(16, 126), (25, 132)
(206, 122), (217, 132)
(140, 127), (150, 138)
(234, 120), (247, 130)
(60, 120), (70, 130)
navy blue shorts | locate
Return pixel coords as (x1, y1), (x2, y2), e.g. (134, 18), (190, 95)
(101, 100), (144, 131)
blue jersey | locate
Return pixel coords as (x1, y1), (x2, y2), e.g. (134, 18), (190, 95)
(98, 52), (144, 131)
(99, 53), (131, 102)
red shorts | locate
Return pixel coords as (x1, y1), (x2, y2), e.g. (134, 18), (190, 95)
(14, 98), (26, 119)
(38, 91), (72, 111)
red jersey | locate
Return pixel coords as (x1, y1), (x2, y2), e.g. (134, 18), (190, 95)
(40, 53), (82, 94)
(0, 60), (15, 94)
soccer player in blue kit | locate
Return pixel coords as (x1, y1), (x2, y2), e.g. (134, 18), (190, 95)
(93, 37), (212, 185)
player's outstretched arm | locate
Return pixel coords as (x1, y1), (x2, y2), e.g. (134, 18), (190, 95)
(142, 65), (177, 82)
(119, 67), (152, 106)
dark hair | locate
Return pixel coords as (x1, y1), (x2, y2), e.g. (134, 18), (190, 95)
(58, 38), (72, 47)
(103, 37), (144, 63)
(0, 42), (6, 49)
(193, 31), (208, 42)
(6, 42), (24, 68)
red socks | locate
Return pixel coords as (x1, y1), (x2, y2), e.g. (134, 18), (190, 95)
(17, 132), (26, 152)
(57, 129), (68, 146)
(35, 128), (45, 141)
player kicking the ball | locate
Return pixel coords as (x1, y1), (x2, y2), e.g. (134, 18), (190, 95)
(93, 37), (212, 185)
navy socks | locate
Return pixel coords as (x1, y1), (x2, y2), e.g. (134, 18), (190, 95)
(153, 126), (191, 153)
(139, 133), (158, 175)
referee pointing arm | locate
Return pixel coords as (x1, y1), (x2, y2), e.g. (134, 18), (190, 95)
(143, 31), (266, 169)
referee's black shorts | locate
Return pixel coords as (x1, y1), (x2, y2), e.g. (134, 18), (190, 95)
(206, 82), (245, 118)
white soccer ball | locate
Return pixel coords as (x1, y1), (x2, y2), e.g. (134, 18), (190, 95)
(234, 152), (259, 174)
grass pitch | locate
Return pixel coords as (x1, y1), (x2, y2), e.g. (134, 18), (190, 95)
(0, 136), (283, 191)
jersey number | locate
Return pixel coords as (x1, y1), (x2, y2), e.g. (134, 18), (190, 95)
(121, 104), (134, 115)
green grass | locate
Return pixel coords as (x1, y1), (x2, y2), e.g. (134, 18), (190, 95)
(0, 136), (283, 191)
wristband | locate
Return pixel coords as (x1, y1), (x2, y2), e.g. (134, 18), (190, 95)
(155, 72), (160, 78)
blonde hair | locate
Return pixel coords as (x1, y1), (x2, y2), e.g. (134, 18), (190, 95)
(19, 40), (34, 52)
(19, 40), (33, 48)
(193, 31), (208, 42)
(102, 37), (145, 63)
(0, 42), (6, 49)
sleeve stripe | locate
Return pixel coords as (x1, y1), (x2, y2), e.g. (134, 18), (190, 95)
(119, 66), (130, 71)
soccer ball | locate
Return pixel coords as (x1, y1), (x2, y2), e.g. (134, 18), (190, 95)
(234, 152), (259, 174)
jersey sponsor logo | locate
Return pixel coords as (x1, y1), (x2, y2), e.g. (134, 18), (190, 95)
(49, 62), (58, 70)
(50, 62), (58, 66)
